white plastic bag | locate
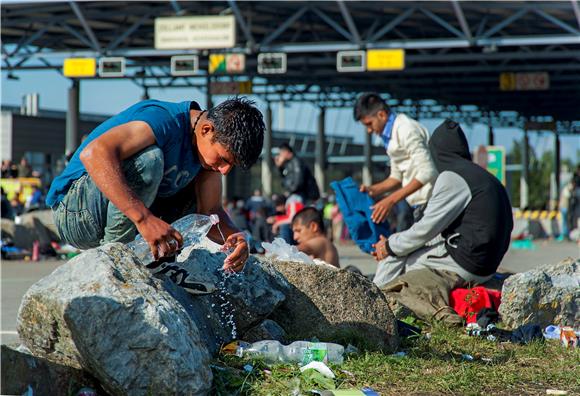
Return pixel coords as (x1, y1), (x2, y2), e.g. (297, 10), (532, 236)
(262, 238), (315, 264)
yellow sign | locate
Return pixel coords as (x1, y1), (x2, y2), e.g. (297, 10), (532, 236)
(366, 49), (405, 71)
(499, 72), (516, 91)
(63, 58), (96, 77)
(0, 177), (42, 203)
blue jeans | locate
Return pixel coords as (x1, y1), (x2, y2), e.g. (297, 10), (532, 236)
(53, 146), (164, 249)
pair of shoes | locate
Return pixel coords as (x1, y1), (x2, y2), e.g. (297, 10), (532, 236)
(145, 259), (216, 295)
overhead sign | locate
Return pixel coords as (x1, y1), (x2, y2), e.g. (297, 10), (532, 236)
(337, 50), (365, 72)
(366, 49), (405, 71)
(486, 146), (506, 186)
(155, 15), (236, 50)
(171, 55), (199, 76)
(63, 58), (96, 77)
(499, 72), (550, 91)
(209, 53), (245, 74)
(258, 53), (287, 74)
(98, 57), (125, 77)
(210, 81), (253, 95)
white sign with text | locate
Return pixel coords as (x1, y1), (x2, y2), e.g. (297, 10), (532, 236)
(155, 15), (236, 50)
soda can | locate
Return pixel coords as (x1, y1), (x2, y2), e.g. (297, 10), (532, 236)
(560, 326), (578, 348)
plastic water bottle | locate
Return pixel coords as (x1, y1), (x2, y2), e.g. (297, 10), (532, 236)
(128, 213), (219, 264)
(241, 340), (344, 365)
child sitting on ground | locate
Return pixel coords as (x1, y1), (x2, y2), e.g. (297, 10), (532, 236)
(292, 207), (340, 268)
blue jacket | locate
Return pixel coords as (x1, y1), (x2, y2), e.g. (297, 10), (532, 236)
(330, 177), (391, 254)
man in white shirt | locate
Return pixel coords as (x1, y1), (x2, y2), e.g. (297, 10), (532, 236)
(354, 93), (437, 230)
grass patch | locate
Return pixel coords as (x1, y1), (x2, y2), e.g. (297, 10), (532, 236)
(210, 323), (580, 395)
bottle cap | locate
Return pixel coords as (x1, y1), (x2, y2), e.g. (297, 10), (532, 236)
(210, 214), (219, 225)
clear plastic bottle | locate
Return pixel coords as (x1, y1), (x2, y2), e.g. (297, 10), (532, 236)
(128, 213), (219, 264)
(241, 340), (344, 365)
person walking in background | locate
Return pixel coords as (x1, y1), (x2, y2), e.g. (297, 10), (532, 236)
(354, 93), (437, 232)
(268, 194), (304, 244)
(17, 157), (33, 178)
(274, 143), (320, 204)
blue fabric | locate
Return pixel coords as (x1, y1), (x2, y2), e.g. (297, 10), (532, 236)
(47, 100), (202, 207)
(381, 111), (397, 150)
(330, 177), (391, 254)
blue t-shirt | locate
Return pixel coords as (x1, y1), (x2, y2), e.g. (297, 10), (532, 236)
(46, 100), (202, 208)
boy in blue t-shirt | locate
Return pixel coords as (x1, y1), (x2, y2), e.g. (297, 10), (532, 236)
(47, 97), (264, 280)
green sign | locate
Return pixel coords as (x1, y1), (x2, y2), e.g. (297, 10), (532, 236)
(486, 146), (506, 185)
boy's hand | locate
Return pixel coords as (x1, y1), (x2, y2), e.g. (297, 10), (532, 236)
(136, 214), (183, 260)
(370, 196), (396, 223)
(222, 232), (249, 272)
(371, 235), (389, 261)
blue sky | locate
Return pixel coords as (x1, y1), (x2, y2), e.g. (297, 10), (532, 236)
(2, 69), (578, 166)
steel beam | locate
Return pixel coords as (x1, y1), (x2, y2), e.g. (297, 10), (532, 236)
(532, 8), (580, 35)
(8, 25), (51, 56)
(337, 1), (361, 44)
(260, 6), (309, 47)
(262, 104), (273, 196)
(451, 0), (473, 41)
(66, 79), (80, 156)
(311, 7), (353, 42)
(106, 14), (150, 52)
(481, 8), (529, 38)
(69, 1), (101, 52)
(228, 0), (255, 46)
(59, 22), (94, 49)
(573, 0), (580, 30)
(419, 7), (464, 38)
(315, 107), (327, 194)
(362, 127), (373, 186)
(370, 7), (415, 41)
(520, 128), (530, 209)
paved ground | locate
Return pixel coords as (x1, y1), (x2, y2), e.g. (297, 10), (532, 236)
(1, 240), (578, 345)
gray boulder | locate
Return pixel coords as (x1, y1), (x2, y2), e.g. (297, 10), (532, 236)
(499, 257), (579, 329)
(17, 243), (213, 396)
(0, 344), (106, 396)
(243, 319), (287, 343)
(269, 260), (399, 352)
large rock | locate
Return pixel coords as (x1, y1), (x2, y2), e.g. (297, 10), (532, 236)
(1, 344), (107, 396)
(269, 260), (399, 352)
(499, 258), (579, 329)
(17, 243), (213, 396)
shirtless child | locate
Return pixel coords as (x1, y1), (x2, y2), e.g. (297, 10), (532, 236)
(292, 207), (340, 268)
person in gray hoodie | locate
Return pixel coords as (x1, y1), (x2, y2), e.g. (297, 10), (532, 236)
(372, 119), (513, 287)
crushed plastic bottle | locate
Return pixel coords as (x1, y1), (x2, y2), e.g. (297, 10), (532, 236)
(239, 340), (344, 365)
(128, 213), (219, 264)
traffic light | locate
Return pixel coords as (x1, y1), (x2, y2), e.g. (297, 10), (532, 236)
(171, 55), (199, 76)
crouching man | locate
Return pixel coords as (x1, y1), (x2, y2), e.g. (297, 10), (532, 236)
(372, 120), (513, 287)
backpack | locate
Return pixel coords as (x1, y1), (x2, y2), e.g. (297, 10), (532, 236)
(330, 177), (391, 254)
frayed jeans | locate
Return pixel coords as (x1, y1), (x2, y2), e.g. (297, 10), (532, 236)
(52, 146), (164, 249)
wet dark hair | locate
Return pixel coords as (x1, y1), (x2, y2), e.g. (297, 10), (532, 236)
(292, 206), (325, 233)
(279, 142), (294, 153)
(353, 92), (390, 121)
(207, 97), (265, 170)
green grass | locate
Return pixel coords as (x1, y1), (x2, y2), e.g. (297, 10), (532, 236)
(210, 323), (580, 396)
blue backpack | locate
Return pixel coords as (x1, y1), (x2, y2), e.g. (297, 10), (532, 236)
(330, 177), (391, 254)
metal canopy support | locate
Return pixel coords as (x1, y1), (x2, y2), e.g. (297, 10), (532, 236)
(315, 107), (327, 194)
(363, 128), (372, 186)
(65, 79), (80, 156)
(262, 104), (273, 196)
(419, 7), (464, 39)
(481, 8), (529, 38)
(520, 128), (530, 209)
(106, 14), (150, 52)
(337, 1), (361, 45)
(532, 8), (580, 35)
(370, 7), (415, 41)
(488, 125), (494, 146)
(573, 0), (580, 30)
(60, 22), (95, 49)
(228, 0), (255, 46)
(451, 0), (472, 41)
(260, 5), (309, 47)
(69, 1), (101, 52)
(311, 7), (353, 42)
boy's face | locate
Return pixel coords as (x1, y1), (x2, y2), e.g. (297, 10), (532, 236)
(196, 122), (236, 175)
(359, 109), (388, 135)
(292, 220), (318, 244)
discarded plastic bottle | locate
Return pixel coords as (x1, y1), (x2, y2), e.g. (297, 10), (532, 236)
(129, 213), (219, 264)
(241, 340), (344, 365)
